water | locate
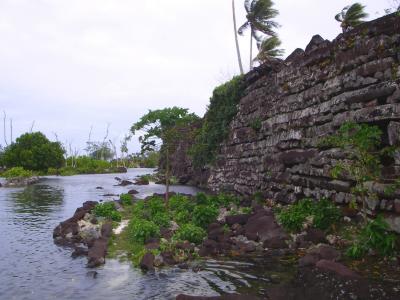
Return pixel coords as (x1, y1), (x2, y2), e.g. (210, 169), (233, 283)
(0, 169), (295, 300)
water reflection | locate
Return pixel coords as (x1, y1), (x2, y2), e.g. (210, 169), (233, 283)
(10, 184), (64, 216)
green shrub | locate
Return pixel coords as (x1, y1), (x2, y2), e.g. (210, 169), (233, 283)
(174, 210), (191, 224)
(277, 198), (340, 232)
(132, 200), (148, 219)
(193, 205), (219, 229)
(174, 224), (206, 244)
(47, 167), (59, 175)
(195, 192), (209, 205)
(1, 132), (65, 171)
(147, 196), (166, 215)
(347, 215), (398, 259)
(169, 194), (193, 212)
(120, 194), (133, 206)
(153, 212), (171, 228)
(129, 218), (160, 244)
(93, 202), (122, 222)
(214, 193), (240, 207)
(312, 198), (341, 230)
(2, 167), (34, 179)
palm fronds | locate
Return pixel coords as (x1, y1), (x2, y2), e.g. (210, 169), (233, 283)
(254, 36), (284, 63)
(335, 3), (368, 32)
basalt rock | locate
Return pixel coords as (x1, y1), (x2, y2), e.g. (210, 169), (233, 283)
(168, 14), (400, 216)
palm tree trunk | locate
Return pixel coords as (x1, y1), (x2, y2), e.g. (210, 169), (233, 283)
(232, 0), (244, 75)
(249, 33), (253, 70)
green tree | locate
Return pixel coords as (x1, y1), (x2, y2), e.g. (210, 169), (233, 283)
(131, 107), (199, 203)
(254, 36), (284, 63)
(2, 132), (65, 171)
(335, 3), (368, 33)
(238, 0), (279, 69)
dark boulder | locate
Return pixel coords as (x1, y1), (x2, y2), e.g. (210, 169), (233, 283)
(316, 260), (361, 279)
(225, 214), (250, 226)
(140, 252), (155, 271)
(128, 189), (139, 195)
(71, 246), (88, 258)
(87, 238), (108, 268)
(119, 180), (133, 186)
(101, 222), (113, 239)
(134, 178), (150, 185)
(95, 186), (103, 190)
(244, 211), (288, 247)
(304, 228), (327, 244)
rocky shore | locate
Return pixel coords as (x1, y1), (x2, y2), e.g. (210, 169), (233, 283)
(53, 201), (113, 267)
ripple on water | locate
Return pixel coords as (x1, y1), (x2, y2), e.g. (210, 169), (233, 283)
(0, 169), (296, 300)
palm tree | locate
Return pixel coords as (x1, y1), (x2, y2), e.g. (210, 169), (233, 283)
(238, 0), (279, 70)
(254, 36), (284, 63)
(232, 0), (244, 75)
(335, 3), (368, 33)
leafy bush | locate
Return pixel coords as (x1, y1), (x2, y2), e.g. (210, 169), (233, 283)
(120, 194), (133, 206)
(1, 132), (65, 171)
(174, 224), (206, 244)
(277, 198), (340, 232)
(147, 196), (166, 215)
(174, 210), (191, 225)
(129, 218), (160, 243)
(195, 192), (209, 205)
(347, 215), (398, 259)
(153, 212), (171, 228)
(2, 167), (34, 179)
(192, 205), (219, 229)
(132, 200), (148, 219)
(93, 202), (122, 222)
(190, 76), (245, 168)
(169, 194), (193, 212)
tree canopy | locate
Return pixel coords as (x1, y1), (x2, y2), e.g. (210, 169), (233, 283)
(1, 132), (65, 171)
(254, 36), (284, 63)
(335, 3), (368, 32)
(131, 107), (199, 153)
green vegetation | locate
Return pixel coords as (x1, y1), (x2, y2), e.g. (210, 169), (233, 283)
(277, 198), (341, 232)
(190, 76), (245, 168)
(93, 202), (122, 222)
(322, 122), (385, 221)
(174, 224), (206, 244)
(55, 156), (123, 176)
(192, 205), (219, 229)
(1, 167), (35, 179)
(335, 3), (368, 33)
(112, 192), (243, 267)
(131, 107), (199, 202)
(128, 218), (160, 243)
(120, 194), (133, 206)
(347, 215), (398, 259)
(1, 132), (64, 172)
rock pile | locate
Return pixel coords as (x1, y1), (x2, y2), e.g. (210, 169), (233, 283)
(53, 201), (113, 268)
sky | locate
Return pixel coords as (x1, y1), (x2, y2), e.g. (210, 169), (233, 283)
(0, 0), (393, 155)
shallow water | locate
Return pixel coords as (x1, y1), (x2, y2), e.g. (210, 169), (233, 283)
(0, 169), (295, 300)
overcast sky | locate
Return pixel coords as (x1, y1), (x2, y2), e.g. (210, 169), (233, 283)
(0, 0), (392, 154)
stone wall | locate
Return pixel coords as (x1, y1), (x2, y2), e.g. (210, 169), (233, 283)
(207, 13), (400, 221)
